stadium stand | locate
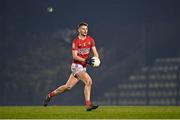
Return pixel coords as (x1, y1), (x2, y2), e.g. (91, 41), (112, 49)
(95, 57), (180, 105)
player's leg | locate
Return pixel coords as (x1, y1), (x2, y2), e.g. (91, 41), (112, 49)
(77, 71), (92, 104)
(49, 74), (79, 96)
(76, 71), (98, 111)
(43, 74), (79, 106)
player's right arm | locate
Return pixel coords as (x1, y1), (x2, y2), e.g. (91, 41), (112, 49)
(72, 50), (86, 62)
(72, 41), (86, 62)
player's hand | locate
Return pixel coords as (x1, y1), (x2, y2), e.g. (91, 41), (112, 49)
(85, 57), (94, 65)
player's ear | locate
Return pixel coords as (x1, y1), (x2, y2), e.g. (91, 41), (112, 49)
(77, 27), (80, 33)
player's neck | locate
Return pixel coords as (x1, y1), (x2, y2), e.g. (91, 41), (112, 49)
(78, 35), (87, 40)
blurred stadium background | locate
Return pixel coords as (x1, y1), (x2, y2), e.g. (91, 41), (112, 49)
(0, 0), (180, 106)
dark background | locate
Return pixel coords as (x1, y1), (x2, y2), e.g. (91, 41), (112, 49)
(0, 0), (179, 105)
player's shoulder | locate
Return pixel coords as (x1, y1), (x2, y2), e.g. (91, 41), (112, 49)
(87, 35), (94, 41)
(72, 36), (79, 43)
(87, 35), (93, 39)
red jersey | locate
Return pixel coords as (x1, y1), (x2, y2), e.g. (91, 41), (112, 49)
(72, 35), (95, 67)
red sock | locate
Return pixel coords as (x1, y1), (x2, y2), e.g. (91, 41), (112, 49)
(86, 100), (91, 108)
(48, 91), (56, 97)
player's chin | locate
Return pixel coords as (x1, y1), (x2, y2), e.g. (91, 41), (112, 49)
(83, 33), (87, 36)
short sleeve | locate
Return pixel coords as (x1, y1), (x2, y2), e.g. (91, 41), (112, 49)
(90, 37), (95, 47)
(72, 40), (78, 50)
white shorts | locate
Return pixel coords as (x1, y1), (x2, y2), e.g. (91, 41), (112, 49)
(71, 63), (86, 76)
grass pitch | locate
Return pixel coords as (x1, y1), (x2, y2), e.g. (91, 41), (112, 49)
(0, 106), (180, 119)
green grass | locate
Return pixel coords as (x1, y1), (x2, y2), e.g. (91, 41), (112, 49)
(0, 106), (180, 119)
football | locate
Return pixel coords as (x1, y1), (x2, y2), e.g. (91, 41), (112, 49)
(92, 57), (101, 67)
(47, 6), (54, 13)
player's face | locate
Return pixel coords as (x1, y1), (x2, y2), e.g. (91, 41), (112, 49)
(78, 25), (88, 36)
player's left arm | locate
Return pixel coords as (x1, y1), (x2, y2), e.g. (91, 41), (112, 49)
(90, 37), (99, 58)
(92, 46), (99, 58)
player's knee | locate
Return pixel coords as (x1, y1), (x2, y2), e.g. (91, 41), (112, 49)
(86, 80), (92, 86)
(89, 80), (92, 85)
